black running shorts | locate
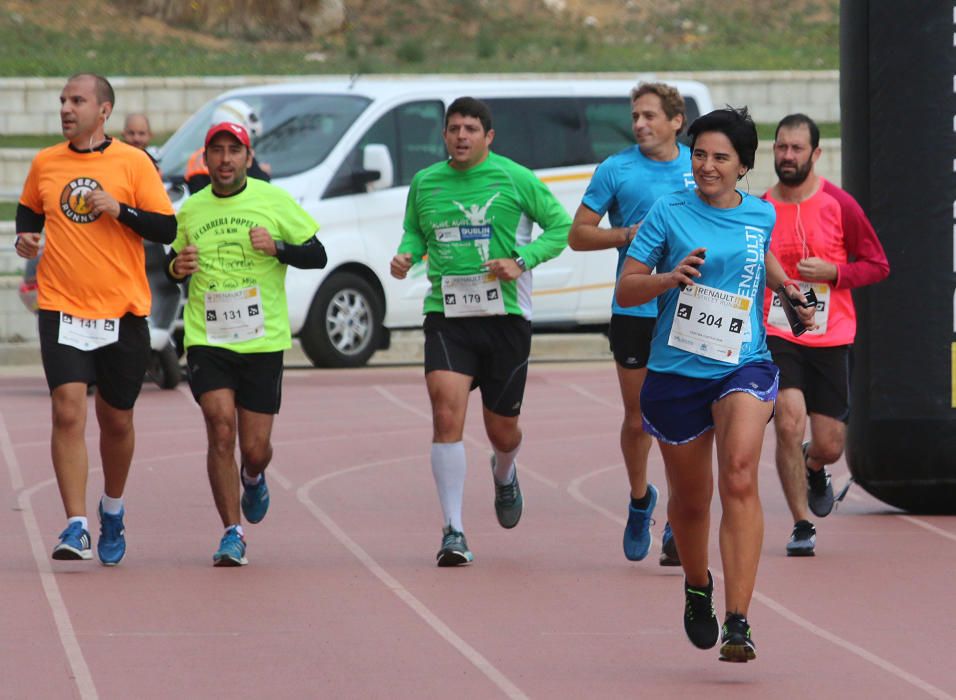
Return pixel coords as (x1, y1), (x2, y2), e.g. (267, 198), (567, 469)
(38, 310), (148, 410)
(423, 313), (532, 417)
(186, 346), (284, 415)
(766, 336), (850, 421)
(608, 314), (656, 369)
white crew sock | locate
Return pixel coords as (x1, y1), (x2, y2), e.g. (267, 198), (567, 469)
(431, 441), (467, 532)
(241, 466), (262, 487)
(492, 443), (520, 485)
(227, 524), (244, 537)
(67, 516), (89, 531)
(100, 494), (124, 515)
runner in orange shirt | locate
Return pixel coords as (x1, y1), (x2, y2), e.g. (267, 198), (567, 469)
(15, 73), (176, 565)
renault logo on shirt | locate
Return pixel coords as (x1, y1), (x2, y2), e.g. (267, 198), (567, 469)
(59, 177), (102, 224)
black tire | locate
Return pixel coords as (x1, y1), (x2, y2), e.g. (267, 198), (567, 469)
(299, 272), (383, 368)
(146, 343), (182, 389)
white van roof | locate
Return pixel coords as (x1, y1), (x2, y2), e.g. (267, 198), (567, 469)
(217, 75), (711, 103)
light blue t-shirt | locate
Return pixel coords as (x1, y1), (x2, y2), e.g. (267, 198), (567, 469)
(627, 189), (776, 378)
(582, 143), (694, 318)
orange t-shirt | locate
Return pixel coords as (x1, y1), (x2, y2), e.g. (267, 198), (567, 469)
(19, 140), (174, 319)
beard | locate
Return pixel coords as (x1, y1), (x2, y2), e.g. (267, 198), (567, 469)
(775, 157), (813, 186)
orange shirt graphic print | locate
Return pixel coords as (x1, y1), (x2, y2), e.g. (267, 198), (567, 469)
(59, 177), (102, 224)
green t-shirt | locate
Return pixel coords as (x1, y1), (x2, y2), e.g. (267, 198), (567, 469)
(397, 152), (570, 318)
(173, 178), (318, 353)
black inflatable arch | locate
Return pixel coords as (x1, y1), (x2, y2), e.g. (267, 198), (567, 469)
(841, 0), (956, 513)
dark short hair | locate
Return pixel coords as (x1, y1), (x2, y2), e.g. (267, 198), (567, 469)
(68, 73), (115, 107)
(775, 113), (820, 149)
(630, 82), (686, 132)
(688, 106), (758, 171)
(445, 97), (492, 133)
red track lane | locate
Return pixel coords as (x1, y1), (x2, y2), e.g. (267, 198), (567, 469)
(1, 363), (954, 700)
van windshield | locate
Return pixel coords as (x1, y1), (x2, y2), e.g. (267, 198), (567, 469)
(158, 93), (371, 181)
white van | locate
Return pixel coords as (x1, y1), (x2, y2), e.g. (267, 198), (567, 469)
(158, 77), (713, 367)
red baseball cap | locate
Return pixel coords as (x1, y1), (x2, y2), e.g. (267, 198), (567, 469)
(204, 121), (251, 148)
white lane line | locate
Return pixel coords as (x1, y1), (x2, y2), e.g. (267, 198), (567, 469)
(565, 463), (954, 700)
(567, 382), (620, 410)
(0, 412), (98, 700)
(896, 515), (956, 543)
(567, 464), (626, 525)
(373, 385), (558, 489)
(297, 458), (528, 700)
(845, 491), (956, 543)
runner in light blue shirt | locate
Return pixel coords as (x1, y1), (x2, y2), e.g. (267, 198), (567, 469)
(616, 106), (814, 665)
(569, 82), (694, 566)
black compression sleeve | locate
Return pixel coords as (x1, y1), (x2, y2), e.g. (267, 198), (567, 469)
(276, 236), (327, 269)
(117, 204), (177, 244)
(16, 204), (44, 234)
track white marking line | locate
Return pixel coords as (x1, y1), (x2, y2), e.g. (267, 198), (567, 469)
(844, 491), (956, 543)
(566, 382), (620, 410)
(0, 411), (99, 700)
(373, 385), (558, 489)
(566, 462), (954, 699)
(297, 458), (527, 700)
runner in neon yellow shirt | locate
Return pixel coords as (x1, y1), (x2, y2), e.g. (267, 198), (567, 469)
(168, 122), (326, 566)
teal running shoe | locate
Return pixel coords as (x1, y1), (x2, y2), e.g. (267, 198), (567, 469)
(213, 526), (248, 567)
(436, 526), (473, 567)
(241, 471), (270, 524)
(491, 456), (523, 529)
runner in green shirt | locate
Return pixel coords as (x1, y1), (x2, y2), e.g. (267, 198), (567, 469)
(168, 121), (326, 566)
(391, 97), (570, 566)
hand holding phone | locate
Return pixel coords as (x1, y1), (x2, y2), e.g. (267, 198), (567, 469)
(776, 285), (817, 337)
(678, 249), (706, 291)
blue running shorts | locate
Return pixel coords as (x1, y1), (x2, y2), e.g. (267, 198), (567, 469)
(640, 360), (779, 445)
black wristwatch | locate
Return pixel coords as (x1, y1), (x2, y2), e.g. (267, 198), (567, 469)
(514, 255), (527, 272)
(274, 239), (286, 259)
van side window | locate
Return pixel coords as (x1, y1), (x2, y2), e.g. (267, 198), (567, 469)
(583, 98), (633, 162)
(484, 98), (590, 170)
(395, 102), (445, 184)
(324, 100), (444, 199)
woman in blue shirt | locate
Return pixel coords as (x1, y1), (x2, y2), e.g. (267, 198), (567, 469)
(617, 107), (813, 663)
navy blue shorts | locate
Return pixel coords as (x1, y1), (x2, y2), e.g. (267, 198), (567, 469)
(640, 360), (779, 445)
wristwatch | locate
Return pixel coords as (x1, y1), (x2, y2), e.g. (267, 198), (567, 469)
(514, 256), (527, 272)
(274, 239), (286, 258)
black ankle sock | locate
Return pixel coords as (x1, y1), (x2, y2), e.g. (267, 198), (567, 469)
(631, 490), (652, 510)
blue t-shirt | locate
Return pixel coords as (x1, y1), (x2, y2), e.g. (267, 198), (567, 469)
(627, 189), (776, 378)
(581, 143), (694, 318)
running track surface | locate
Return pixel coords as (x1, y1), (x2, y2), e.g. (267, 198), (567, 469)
(1, 362), (953, 700)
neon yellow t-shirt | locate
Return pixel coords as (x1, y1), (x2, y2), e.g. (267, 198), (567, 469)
(173, 178), (318, 353)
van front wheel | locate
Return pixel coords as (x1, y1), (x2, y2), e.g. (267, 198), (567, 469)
(300, 272), (383, 368)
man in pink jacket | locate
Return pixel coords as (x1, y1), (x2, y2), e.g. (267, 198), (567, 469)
(762, 114), (889, 557)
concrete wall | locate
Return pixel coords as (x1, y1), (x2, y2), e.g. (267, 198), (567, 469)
(0, 70), (838, 137)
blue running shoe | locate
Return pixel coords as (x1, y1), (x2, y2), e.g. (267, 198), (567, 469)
(52, 521), (92, 561)
(241, 471), (270, 524)
(213, 526), (248, 567)
(660, 521), (681, 567)
(623, 484), (658, 561)
(97, 504), (126, 566)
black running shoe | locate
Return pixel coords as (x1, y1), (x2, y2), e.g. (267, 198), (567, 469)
(803, 441), (834, 518)
(786, 519), (816, 557)
(684, 571), (719, 649)
(719, 613), (756, 662)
